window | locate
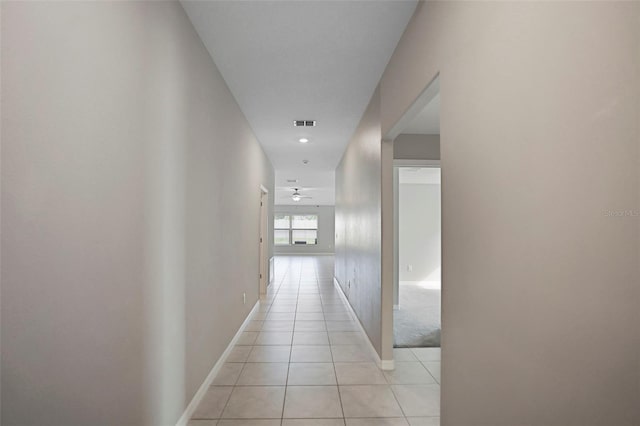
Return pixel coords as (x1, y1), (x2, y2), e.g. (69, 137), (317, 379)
(274, 214), (318, 245)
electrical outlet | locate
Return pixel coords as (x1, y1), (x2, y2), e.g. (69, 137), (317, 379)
(243, 292), (246, 305)
(407, 264), (413, 272)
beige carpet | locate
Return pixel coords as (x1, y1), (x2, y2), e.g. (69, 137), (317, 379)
(394, 283), (441, 348)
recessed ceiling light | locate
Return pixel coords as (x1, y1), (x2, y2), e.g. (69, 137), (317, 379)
(302, 159), (309, 165)
(299, 138), (309, 143)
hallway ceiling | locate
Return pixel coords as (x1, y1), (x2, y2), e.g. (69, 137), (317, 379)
(181, 1), (417, 205)
(274, 170), (335, 206)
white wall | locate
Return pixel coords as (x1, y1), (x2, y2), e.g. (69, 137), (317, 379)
(1, 2), (274, 425)
(381, 2), (640, 425)
(274, 205), (335, 255)
(399, 183), (441, 283)
(394, 134), (440, 160)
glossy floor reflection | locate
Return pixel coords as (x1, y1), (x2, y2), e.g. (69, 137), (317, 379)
(190, 256), (440, 426)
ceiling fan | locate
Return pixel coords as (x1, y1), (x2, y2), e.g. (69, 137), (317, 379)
(291, 188), (312, 202)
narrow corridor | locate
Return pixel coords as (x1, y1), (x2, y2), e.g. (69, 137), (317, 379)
(189, 256), (440, 426)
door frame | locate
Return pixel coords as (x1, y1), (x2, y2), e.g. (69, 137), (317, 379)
(259, 185), (269, 295)
(381, 73), (441, 366)
(393, 160), (441, 311)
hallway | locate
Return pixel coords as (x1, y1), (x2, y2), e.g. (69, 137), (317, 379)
(190, 256), (440, 426)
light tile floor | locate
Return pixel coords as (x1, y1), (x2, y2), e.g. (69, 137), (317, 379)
(190, 256), (440, 426)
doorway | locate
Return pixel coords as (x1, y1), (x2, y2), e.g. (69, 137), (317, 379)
(394, 164), (441, 347)
(259, 185), (269, 295)
(381, 73), (441, 359)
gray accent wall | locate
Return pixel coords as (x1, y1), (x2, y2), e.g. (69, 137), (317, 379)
(394, 134), (440, 160)
(380, 2), (640, 425)
(274, 205), (335, 255)
(1, 2), (274, 425)
(335, 88), (383, 356)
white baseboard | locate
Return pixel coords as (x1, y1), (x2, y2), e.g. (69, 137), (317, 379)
(333, 277), (395, 371)
(175, 301), (260, 426)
